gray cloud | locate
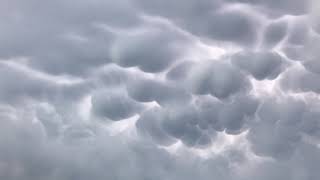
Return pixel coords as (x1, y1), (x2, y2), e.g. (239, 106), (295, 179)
(0, 0), (141, 76)
(1, 0), (319, 180)
(136, 94), (258, 149)
(202, 9), (259, 46)
(248, 97), (306, 159)
(127, 77), (192, 107)
(280, 66), (320, 94)
(286, 18), (310, 46)
(0, 107), (237, 180)
(166, 61), (195, 81)
(0, 62), (89, 105)
(91, 89), (144, 121)
(137, 0), (260, 46)
(225, 0), (310, 16)
(231, 51), (286, 80)
(111, 26), (190, 73)
(186, 61), (252, 99)
(262, 19), (288, 48)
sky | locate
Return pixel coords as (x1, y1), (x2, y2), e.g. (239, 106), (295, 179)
(0, 0), (320, 179)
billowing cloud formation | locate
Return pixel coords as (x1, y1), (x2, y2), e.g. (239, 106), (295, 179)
(231, 51), (285, 80)
(281, 66), (320, 94)
(262, 19), (288, 48)
(1, 0), (320, 180)
(127, 77), (192, 106)
(185, 61), (252, 99)
(248, 97), (306, 159)
(111, 26), (190, 72)
(91, 89), (144, 121)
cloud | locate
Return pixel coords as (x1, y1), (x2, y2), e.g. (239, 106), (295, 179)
(127, 77), (192, 107)
(0, 107), (237, 180)
(247, 97), (306, 159)
(231, 51), (286, 80)
(262, 19), (288, 48)
(166, 61), (195, 81)
(310, 0), (320, 34)
(91, 89), (144, 121)
(137, 0), (261, 46)
(225, 0), (310, 16)
(1, 0), (320, 180)
(0, 0), (141, 76)
(280, 66), (320, 94)
(111, 24), (192, 73)
(136, 107), (177, 146)
(186, 61), (252, 99)
(136, 93), (258, 149)
(202, 9), (259, 46)
(0, 61), (89, 104)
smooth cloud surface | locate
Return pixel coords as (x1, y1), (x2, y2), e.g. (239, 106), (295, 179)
(1, 0), (320, 180)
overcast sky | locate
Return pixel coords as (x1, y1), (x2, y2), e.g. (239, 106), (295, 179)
(1, 0), (320, 179)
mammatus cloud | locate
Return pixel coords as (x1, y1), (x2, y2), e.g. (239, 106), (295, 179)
(1, 0), (320, 180)
(231, 51), (285, 80)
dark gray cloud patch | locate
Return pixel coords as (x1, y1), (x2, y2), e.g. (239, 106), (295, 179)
(196, 94), (258, 134)
(279, 18), (311, 61)
(161, 106), (200, 140)
(281, 45), (305, 61)
(280, 66), (320, 94)
(231, 51), (285, 80)
(286, 18), (310, 46)
(218, 95), (259, 134)
(303, 60), (320, 75)
(62, 124), (95, 142)
(136, 105), (215, 148)
(135, 94), (259, 148)
(137, 0), (259, 46)
(136, 107), (177, 146)
(203, 9), (259, 46)
(0, 62), (89, 105)
(195, 96), (224, 131)
(262, 20), (288, 48)
(248, 97), (306, 159)
(300, 36), (320, 74)
(301, 111), (320, 140)
(0, 114), (236, 180)
(112, 27), (189, 73)
(0, 63), (54, 103)
(28, 30), (114, 76)
(262, 0), (309, 16)
(93, 64), (133, 87)
(0, 0), (140, 76)
(187, 61), (252, 99)
(166, 61), (195, 81)
(127, 77), (192, 107)
(91, 89), (144, 121)
(136, 0), (221, 22)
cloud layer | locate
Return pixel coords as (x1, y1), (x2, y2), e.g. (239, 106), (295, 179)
(1, 0), (320, 180)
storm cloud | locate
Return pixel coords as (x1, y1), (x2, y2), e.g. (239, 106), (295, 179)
(1, 0), (320, 180)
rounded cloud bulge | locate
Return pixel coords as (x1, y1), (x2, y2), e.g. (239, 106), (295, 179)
(91, 89), (145, 121)
(1, 0), (320, 180)
(231, 51), (286, 80)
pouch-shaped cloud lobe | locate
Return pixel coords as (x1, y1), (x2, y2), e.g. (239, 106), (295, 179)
(1, 0), (320, 180)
